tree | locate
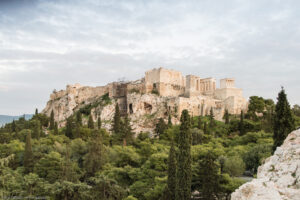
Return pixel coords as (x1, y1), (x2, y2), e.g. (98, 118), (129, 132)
(88, 114), (94, 129)
(35, 108), (38, 115)
(292, 104), (300, 117)
(203, 122), (208, 134)
(61, 146), (78, 182)
(83, 134), (106, 176)
(166, 142), (176, 200)
(24, 132), (34, 174)
(98, 117), (102, 130)
(194, 151), (220, 200)
(239, 110), (245, 136)
(54, 122), (59, 135)
(223, 156), (246, 177)
(112, 103), (121, 134)
(89, 174), (125, 200)
(11, 120), (16, 132)
(50, 110), (55, 130)
(223, 109), (230, 124)
(66, 117), (74, 139)
(121, 114), (134, 146)
(76, 112), (82, 126)
(197, 116), (202, 130)
(273, 87), (295, 152)
(176, 110), (192, 200)
(33, 120), (40, 140)
(209, 107), (215, 128)
(248, 96), (265, 113)
(155, 118), (167, 138)
(168, 114), (172, 127)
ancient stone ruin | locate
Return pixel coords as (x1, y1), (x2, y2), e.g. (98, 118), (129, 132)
(42, 67), (248, 133)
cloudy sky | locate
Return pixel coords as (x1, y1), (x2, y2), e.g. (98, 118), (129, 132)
(0, 0), (299, 115)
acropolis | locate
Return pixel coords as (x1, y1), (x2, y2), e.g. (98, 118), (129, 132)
(43, 67), (248, 131)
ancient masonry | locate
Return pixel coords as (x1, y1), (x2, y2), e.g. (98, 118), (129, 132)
(43, 67), (248, 133)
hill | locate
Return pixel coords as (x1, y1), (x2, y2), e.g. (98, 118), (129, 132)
(0, 114), (33, 126)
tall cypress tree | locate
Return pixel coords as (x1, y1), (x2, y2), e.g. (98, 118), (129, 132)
(76, 112), (82, 126)
(35, 108), (38, 115)
(88, 114), (94, 129)
(176, 110), (191, 200)
(84, 134), (106, 177)
(122, 114), (133, 146)
(203, 122), (208, 134)
(66, 117), (74, 139)
(50, 110), (55, 130)
(166, 141), (177, 200)
(194, 151), (220, 200)
(24, 132), (34, 174)
(168, 114), (172, 127)
(197, 116), (202, 130)
(239, 110), (245, 136)
(112, 103), (121, 134)
(273, 87), (295, 152)
(54, 122), (59, 135)
(12, 120), (16, 132)
(155, 118), (167, 138)
(209, 107), (215, 128)
(33, 120), (40, 140)
(98, 117), (102, 130)
(223, 109), (230, 124)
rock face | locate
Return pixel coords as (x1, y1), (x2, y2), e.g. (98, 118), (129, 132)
(231, 129), (300, 200)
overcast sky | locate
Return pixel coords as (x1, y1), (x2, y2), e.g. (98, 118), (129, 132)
(0, 0), (299, 115)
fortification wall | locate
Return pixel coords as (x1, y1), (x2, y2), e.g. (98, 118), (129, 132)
(214, 88), (243, 100)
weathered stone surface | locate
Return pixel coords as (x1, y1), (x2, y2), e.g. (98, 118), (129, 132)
(231, 129), (300, 200)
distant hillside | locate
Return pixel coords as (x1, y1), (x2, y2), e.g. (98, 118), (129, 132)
(0, 114), (33, 126)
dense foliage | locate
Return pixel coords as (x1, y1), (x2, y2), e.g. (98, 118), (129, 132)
(0, 91), (298, 200)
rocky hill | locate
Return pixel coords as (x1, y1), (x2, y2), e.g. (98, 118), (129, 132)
(42, 68), (248, 134)
(231, 129), (300, 200)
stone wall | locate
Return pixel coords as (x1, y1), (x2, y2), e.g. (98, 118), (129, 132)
(145, 67), (186, 97)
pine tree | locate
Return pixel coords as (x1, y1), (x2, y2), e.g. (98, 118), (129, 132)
(112, 103), (121, 134)
(76, 112), (82, 126)
(194, 151), (220, 200)
(273, 87), (295, 152)
(97, 117), (102, 130)
(54, 122), (59, 135)
(176, 110), (192, 200)
(35, 108), (38, 115)
(66, 117), (74, 139)
(50, 110), (55, 130)
(166, 141), (177, 200)
(223, 109), (230, 124)
(197, 116), (202, 129)
(33, 120), (40, 140)
(239, 110), (245, 136)
(24, 132), (34, 174)
(168, 114), (172, 127)
(88, 114), (94, 129)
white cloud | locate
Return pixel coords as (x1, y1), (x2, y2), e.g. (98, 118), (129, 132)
(0, 0), (299, 115)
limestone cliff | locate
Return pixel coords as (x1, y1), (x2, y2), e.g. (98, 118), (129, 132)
(231, 129), (300, 200)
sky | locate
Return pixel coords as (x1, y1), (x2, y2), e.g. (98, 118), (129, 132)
(0, 0), (299, 115)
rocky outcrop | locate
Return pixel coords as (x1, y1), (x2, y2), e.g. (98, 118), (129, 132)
(231, 129), (300, 200)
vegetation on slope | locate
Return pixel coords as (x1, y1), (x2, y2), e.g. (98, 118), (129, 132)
(0, 88), (299, 200)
